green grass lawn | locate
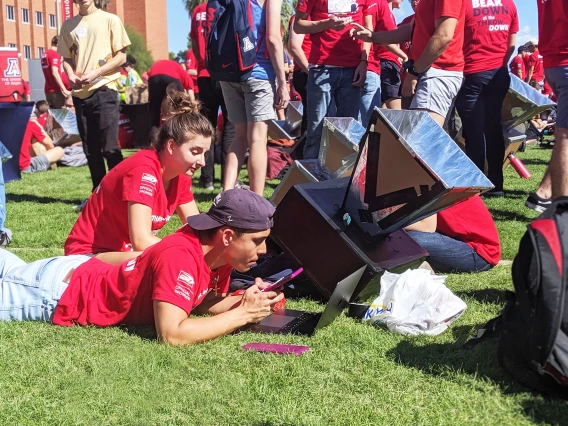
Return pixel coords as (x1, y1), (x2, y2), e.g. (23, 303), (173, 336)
(1, 145), (567, 425)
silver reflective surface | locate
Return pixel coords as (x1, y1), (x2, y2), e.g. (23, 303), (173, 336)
(503, 73), (555, 131)
(319, 117), (365, 176)
(49, 108), (79, 138)
(346, 109), (493, 236)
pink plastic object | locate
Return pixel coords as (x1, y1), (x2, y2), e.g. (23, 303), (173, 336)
(261, 267), (304, 293)
(242, 343), (310, 355)
(508, 153), (532, 179)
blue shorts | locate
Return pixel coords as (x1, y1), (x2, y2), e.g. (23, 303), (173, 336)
(545, 66), (568, 129)
(0, 250), (91, 322)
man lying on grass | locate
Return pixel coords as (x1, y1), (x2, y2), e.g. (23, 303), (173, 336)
(0, 188), (284, 345)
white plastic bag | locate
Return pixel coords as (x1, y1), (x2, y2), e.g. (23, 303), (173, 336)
(362, 269), (467, 336)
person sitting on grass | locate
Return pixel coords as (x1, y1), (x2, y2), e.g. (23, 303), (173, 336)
(64, 90), (209, 263)
(0, 189), (284, 345)
(404, 195), (501, 273)
(19, 101), (64, 174)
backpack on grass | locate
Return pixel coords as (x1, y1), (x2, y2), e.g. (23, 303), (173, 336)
(467, 198), (568, 396)
(206, 0), (257, 82)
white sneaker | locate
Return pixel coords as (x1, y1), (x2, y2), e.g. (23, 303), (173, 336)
(73, 199), (88, 211)
(0, 228), (12, 246)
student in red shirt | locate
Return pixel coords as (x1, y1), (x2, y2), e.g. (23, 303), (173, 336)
(41, 36), (71, 109)
(288, 14), (312, 136)
(405, 196), (501, 273)
(185, 50), (199, 97)
(19, 102), (64, 174)
(510, 46), (527, 81)
(455, 0), (519, 197)
(147, 59), (195, 131)
(190, 1), (234, 190)
(526, 0), (568, 210)
(525, 39), (545, 87)
(398, 0), (418, 110)
(0, 188), (284, 345)
(360, 0), (407, 125)
(64, 90), (210, 262)
(294, 0), (370, 159)
(352, 0), (466, 126)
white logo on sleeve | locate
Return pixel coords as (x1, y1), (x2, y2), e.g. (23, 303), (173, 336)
(124, 258), (137, 272)
(139, 173), (157, 197)
(174, 270), (195, 301)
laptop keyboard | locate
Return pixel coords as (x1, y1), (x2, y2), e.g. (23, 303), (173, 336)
(280, 312), (321, 334)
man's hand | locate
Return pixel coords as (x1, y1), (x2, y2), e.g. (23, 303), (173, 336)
(239, 283), (284, 324)
(401, 74), (418, 97)
(67, 73), (82, 90)
(349, 22), (373, 43)
(327, 15), (352, 31)
(352, 61), (367, 87)
(398, 54), (408, 66)
(61, 88), (72, 97)
(79, 69), (102, 85)
(274, 83), (290, 110)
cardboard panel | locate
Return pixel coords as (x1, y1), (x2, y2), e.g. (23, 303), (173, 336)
(270, 160), (325, 206)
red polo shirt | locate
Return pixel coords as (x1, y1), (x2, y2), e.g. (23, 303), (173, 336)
(411, 0), (466, 72)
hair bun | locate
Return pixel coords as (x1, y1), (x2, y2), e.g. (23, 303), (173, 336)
(165, 84), (201, 118)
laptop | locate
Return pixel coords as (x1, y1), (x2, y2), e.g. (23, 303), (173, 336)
(249, 266), (366, 336)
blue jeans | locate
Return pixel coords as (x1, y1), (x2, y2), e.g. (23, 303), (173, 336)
(406, 231), (492, 273)
(0, 250), (90, 322)
(0, 141), (10, 232)
(304, 66), (362, 159)
(359, 71), (381, 128)
(455, 67), (510, 191)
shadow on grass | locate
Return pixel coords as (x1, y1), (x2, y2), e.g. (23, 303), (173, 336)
(119, 325), (157, 341)
(7, 193), (77, 205)
(388, 334), (568, 425)
(489, 208), (535, 223)
(454, 289), (510, 306)
(523, 158), (551, 167)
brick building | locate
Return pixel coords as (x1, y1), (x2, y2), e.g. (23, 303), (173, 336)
(0, 0), (168, 79)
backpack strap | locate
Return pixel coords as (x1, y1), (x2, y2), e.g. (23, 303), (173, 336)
(463, 315), (502, 349)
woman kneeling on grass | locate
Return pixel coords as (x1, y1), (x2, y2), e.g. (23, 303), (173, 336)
(0, 189), (283, 345)
(404, 195), (501, 273)
(64, 88), (212, 263)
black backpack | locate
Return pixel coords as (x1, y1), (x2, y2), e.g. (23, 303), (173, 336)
(206, 0), (257, 82)
(467, 198), (568, 395)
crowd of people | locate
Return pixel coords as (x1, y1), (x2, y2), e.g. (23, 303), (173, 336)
(0, 0), (567, 345)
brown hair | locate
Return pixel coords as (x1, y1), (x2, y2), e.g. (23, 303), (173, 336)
(51, 36), (58, 47)
(153, 85), (214, 153)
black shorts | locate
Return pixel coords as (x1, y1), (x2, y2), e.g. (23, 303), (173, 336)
(380, 59), (402, 103)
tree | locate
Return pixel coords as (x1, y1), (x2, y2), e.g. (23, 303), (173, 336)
(183, 0), (206, 16)
(125, 26), (154, 72)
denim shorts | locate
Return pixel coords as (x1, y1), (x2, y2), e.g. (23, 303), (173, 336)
(545, 66), (568, 129)
(0, 250), (91, 322)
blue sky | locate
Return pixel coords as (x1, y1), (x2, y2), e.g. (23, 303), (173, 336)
(166, 0), (538, 54)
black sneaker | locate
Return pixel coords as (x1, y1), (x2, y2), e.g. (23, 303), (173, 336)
(525, 193), (552, 213)
(0, 228), (12, 247)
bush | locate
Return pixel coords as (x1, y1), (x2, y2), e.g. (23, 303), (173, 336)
(125, 26), (154, 73)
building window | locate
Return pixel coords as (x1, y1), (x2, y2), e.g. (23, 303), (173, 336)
(38, 47), (44, 58)
(8, 43), (16, 49)
(6, 5), (15, 21)
(36, 11), (43, 26)
(23, 45), (31, 60)
(21, 8), (29, 24)
(49, 14), (56, 28)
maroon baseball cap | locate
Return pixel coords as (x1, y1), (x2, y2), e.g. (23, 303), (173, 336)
(186, 188), (275, 231)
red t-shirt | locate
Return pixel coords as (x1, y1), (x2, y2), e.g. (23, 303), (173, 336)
(185, 50), (199, 94)
(538, 0), (568, 69)
(19, 120), (46, 171)
(296, 0), (368, 67)
(41, 49), (70, 93)
(190, 2), (211, 78)
(509, 55), (524, 79)
(288, 15), (313, 72)
(64, 149), (194, 255)
(365, 0), (399, 75)
(528, 51), (545, 82)
(436, 195), (501, 266)
(148, 60), (194, 91)
(411, 0), (466, 72)
(462, 0), (518, 75)
(54, 226), (232, 327)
